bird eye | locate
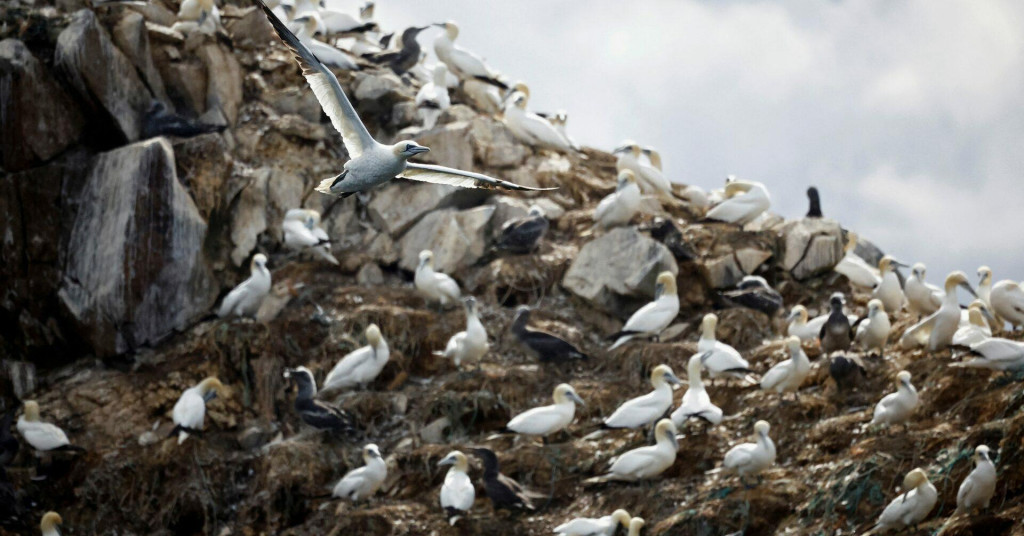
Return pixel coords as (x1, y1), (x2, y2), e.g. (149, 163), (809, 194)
(405, 144), (413, 151)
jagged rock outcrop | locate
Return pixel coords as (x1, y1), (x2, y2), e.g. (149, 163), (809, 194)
(778, 218), (844, 279)
(397, 206), (495, 272)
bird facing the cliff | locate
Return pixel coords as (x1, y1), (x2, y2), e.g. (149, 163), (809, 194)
(170, 376), (226, 445)
(510, 306), (589, 363)
(332, 443), (387, 502)
(473, 447), (544, 512)
(607, 272), (679, 351)
(282, 367), (358, 433)
(16, 401), (85, 453)
(322, 323), (389, 391)
(254, 1), (549, 197)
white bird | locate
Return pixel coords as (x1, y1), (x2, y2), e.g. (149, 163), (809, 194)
(872, 256), (906, 313)
(415, 64), (451, 130)
(502, 90), (576, 152)
(870, 371), (918, 428)
(318, 1), (375, 34)
(760, 336), (811, 396)
(628, 517), (645, 536)
(433, 21), (505, 86)
(956, 445), (996, 513)
(608, 272), (679, 351)
(594, 170), (642, 230)
(990, 278), (1024, 330)
(584, 419), (678, 483)
(612, 142), (673, 201)
(549, 111), (580, 151)
(40, 512), (62, 536)
(438, 450), (475, 525)
(786, 305), (827, 342)
(553, 509), (632, 536)
(283, 208), (338, 265)
(504, 383), (584, 438)
(704, 180), (771, 227)
(873, 468), (937, 533)
(959, 299), (994, 330)
(833, 232), (880, 289)
(217, 253), (272, 318)
(171, 376), (225, 445)
(900, 272), (977, 351)
(977, 266), (994, 311)
(415, 250), (461, 306)
(435, 297), (488, 369)
(697, 313), (753, 381)
(671, 351), (723, 427)
(16, 401), (82, 453)
(953, 302), (992, 347)
(602, 364), (681, 429)
(255, 4), (548, 197)
(322, 324), (389, 391)
(905, 263), (943, 317)
(953, 338), (1024, 371)
(855, 299), (891, 355)
(332, 443), (387, 502)
(721, 420), (776, 481)
(290, 13), (360, 70)
(171, 0), (220, 35)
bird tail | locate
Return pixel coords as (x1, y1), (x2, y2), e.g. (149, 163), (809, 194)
(444, 508), (464, 526)
(607, 332), (640, 351)
(315, 176), (340, 195)
(52, 444), (87, 453)
(178, 431), (189, 445)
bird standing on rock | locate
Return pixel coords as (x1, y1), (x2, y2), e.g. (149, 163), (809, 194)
(608, 272), (679, 351)
(509, 306), (589, 363)
(472, 447), (544, 512)
(819, 293), (853, 355)
(806, 186), (822, 218)
(170, 376), (226, 445)
(322, 323), (389, 391)
(217, 253), (271, 318)
(332, 443), (387, 502)
(16, 401), (85, 454)
(435, 297), (489, 369)
(493, 205), (549, 254)
(282, 367), (357, 434)
(415, 250), (461, 307)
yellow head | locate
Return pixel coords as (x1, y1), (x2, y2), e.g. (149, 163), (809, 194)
(843, 232), (858, 254)
(754, 420), (770, 437)
(651, 364), (681, 387)
(437, 450), (468, 471)
(786, 305), (808, 324)
(363, 443), (383, 462)
(878, 256), (893, 273)
(610, 509), (632, 528)
(22, 400), (41, 422)
(655, 418), (678, 448)
(365, 324), (383, 346)
(978, 266), (992, 286)
(198, 377), (226, 398)
(441, 21), (459, 40)
(628, 517), (645, 535)
(896, 370), (912, 388)
(391, 140), (430, 159)
(656, 271), (677, 297)
(701, 313), (719, 337)
(617, 169), (637, 188)
(903, 468), (928, 489)
(553, 383), (585, 406)
(40, 512), (62, 533)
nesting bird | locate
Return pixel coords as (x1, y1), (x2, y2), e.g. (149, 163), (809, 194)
(718, 275), (783, 317)
(473, 447), (542, 512)
(493, 205), (549, 254)
(704, 180), (771, 227)
(553, 508), (631, 536)
(854, 299), (891, 356)
(953, 338), (1024, 371)
(602, 364), (681, 430)
(282, 367), (357, 433)
(585, 419), (678, 483)
(900, 272), (977, 351)
(671, 351), (723, 427)
(332, 443), (387, 502)
(502, 90), (577, 152)
(433, 21), (506, 87)
(594, 170), (641, 229)
(509, 306), (589, 363)
(871, 256), (906, 313)
(760, 336), (811, 397)
(612, 141), (673, 200)
(217, 253), (271, 318)
(415, 64), (450, 129)
(322, 323), (389, 391)
(989, 276), (1024, 330)
(415, 250), (461, 307)
(786, 305), (827, 342)
(16, 401), (84, 453)
(834, 232), (880, 289)
(170, 376), (225, 445)
(504, 383), (584, 439)
(697, 313), (754, 381)
(435, 297), (489, 369)
(873, 468), (937, 533)
(819, 294), (853, 355)
(438, 450), (475, 525)
(290, 13), (360, 70)
(905, 263), (943, 318)
(956, 445), (996, 513)
(283, 208), (338, 265)
(870, 371), (918, 428)
(607, 272), (679, 351)
(952, 301), (992, 347)
(721, 420), (776, 484)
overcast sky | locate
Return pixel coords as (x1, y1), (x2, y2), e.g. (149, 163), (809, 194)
(350, 0), (1024, 284)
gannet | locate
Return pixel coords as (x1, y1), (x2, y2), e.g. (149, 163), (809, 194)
(318, 1), (375, 34)
(493, 205), (548, 254)
(990, 278), (1024, 330)
(870, 371), (918, 428)
(607, 272), (679, 351)
(900, 272), (977, 351)
(761, 336), (811, 396)
(438, 450), (474, 525)
(585, 419), (678, 483)
(372, 25), (429, 76)
(16, 401), (84, 453)
(40, 511), (62, 536)
(473, 447), (542, 511)
(594, 170), (641, 229)
(510, 306), (589, 363)
(322, 324), (389, 391)
(612, 142), (673, 200)
(873, 468), (937, 533)
(142, 101), (225, 140)
(829, 354), (866, 392)
(704, 180), (771, 227)
(415, 64), (450, 129)
(855, 299), (891, 356)
(952, 302), (992, 347)
(255, 3), (548, 197)
(957, 445), (996, 512)
(171, 0), (220, 35)
(283, 208), (338, 265)
(719, 275), (783, 317)
(415, 250), (461, 306)
(217, 253), (271, 318)
(952, 338), (1024, 371)
(721, 420), (776, 482)
(977, 266), (993, 311)
(644, 217), (697, 261)
(905, 263), (943, 318)
(960, 299), (995, 330)
(332, 443), (387, 501)
(291, 14), (360, 70)
(834, 233), (880, 289)
(502, 91), (576, 152)
(283, 367), (357, 433)
(671, 351), (723, 426)
(697, 313), (754, 381)
(820, 294), (853, 355)
(549, 111), (580, 151)
(553, 508), (631, 536)
(806, 187), (822, 218)
(504, 383), (584, 438)
(706, 175), (736, 206)
(170, 377), (225, 445)
(628, 517), (645, 536)
(433, 22), (506, 87)
(602, 364), (681, 429)
(435, 297), (488, 369)
(872, 257), (906, 313)
(786, 305), (827, 342)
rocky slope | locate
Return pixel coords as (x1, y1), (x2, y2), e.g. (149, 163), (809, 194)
(2, 1), (1023, 535)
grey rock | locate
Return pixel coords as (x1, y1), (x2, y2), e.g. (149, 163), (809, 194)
(353, 71), (408, 102)
(415, 120), (474, 171)
(397, 206), (495, 273)
(704, 254), (745, 289)
(367, 182), (458, 236)
(198, 43), (243, 126)
(112, 12), (170, 105)
(469, 117), (528, 168)
(356, 263), (385, 286)
(260, 86), (322, 123)
(228, 167), (270, 266)
(778, 218), (844, 280)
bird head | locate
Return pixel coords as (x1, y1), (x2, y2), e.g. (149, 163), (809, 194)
(903, 468), (928, 489)
(843, 231), (859, 254)
(629, 517), (646, 535)
(974, 445), (992, 463)
(437, 450), (467, 470)
(365, 324), (383, 346)
(251, 253), (268, 273)
(978, 266), (992, 286)
(612, 140), (640, 157)
(40, 512), (62, 534)
(655, 271), (677, 298)
(829, 294), (845, 311)
(786, 305), (808, 324)
(641, 146), (662, 170)
(610, 510), (632, 527)
(21, 400), (40, 422)
(363, 443), (383, 461)
(435, 21), (459, 40)
(867, 299), (883, 316)
(701, 313), (718, 337)
(526, 204), (545, 218)
(554, 384), (585, 406)
(463, 296), (477, 314)
(944, 271), (976, 297)
(911, 263), (926, 279)
(652, 364), (681, 387)
(616, 170), (637, 190)
(198, 377), (227, 400)
(754, 420), (771, 438)
(896, 370), (912, 388)
(786, 335), (802, 353)
(418, 250), (434, 268)
(393, 141), (430, 159)
(655, 419), (678, 450)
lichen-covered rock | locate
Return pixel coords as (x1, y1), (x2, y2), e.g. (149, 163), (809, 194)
(779, 218), (844, 280)
(397, 206), (495, 273)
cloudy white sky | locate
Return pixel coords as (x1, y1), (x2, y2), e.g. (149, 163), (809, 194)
(355, 0), (1024, 283)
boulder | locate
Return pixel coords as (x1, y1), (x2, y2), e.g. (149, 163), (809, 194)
(228, 167), (270, 266)
(260, 85), (322, 123)
(225, 6), (276, 48)
(415, 120), (474, 171)
(55, 9), (152, 142)
(704, 254), (744, 289)
(155, 55), (207, 115)
(397, 207), (495, 273)
(0, 39), (84, 171)
(197, 43), (243, 126)
(468, 117), (529, 168)
(173, 133), (233, 220)
(367, 182), (458, 236)
(778, 218), (844, 280)
(112, 12), (170, 105)
(562, 227), (678, 316)
(57, 139), (217, 356)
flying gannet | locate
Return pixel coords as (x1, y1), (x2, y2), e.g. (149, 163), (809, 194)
(602, 365), (681, 429)
(415, 250), (461, 307)
(594, 170), (641, 230)
(553, 508), (631, 536)
(415, 64), (450, 129)
(255, 3), (547, 197)
(855, 299), (891, 356)
(952, 338), (1024, 371)
(493, 205), (548, 254)
(40, 511), (62, 536)
(721, 420), (776, 483)
(900, 272), (977, 351)
(833, 232), (880, 289)
(438, 450), (474, 525)
(283, 208), (338, 265)
(872, 256), (906, 313)
(873, 468), (937, 533)
(290, 13), (360, 70)
(870, 371), (918, 428)
(217, 253), (271, 318)
(952, 302), (992, 347)
(819, 294), (853, 355)
(170, 377), (225, 445)
(671, 351), (723, 427)
(322, 323), (389, 391)
(806, 187), (822, 218)
(585, 419), (678, 483)
(510, 306), (589, 363)
(760, 336), (811, 398)
(332, 443), (387, 501)
(435, 297), (489, 369)
(502, 90), (577, 152)
(432, 22), (506, 87)
(704, 180), (771, 227)
(628, 517), (645, 536)
(905, 263), (943, 318)
(718, 275), (783, 317)
(473, 447), (543, 511)
(612, 142), (673, 201)
(697, 313), (754, 382)
(956, 445), (996, 513)
(283, 367), (357, 433)
(607, 272), (679, 351)
(504, 383), (584, 439)
(16, 401), (84, 453)
(990, 278), (1024, 330)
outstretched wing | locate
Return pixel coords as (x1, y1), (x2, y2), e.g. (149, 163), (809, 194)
(400, 163), (556, 192)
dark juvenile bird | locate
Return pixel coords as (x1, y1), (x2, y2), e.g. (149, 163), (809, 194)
(510, 306), (589, 363)
(370, 25), (429, 75)
(643, 217), (696, 262)
(494, 205), (549, 254)
(282, 367), (357, 434)
(829, 354), (866, 392)
(141, 101), (226, 139)
(806, 187), (822, 218)
(718, 275), (783, 316)
(472, 447), (544, 512)
(819, 293), (853, 355)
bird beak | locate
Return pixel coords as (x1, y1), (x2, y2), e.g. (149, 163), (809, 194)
(699, 351), (714, 364)
(785, 311), (799, 323)
(654, 282), (665, 298)
(669, 432), (679, 450)
(409, 145), (430, 155)
(959, 282), (978, 298)
(569, 392), (586, 406)
(432, 22), (446, 28)
(890, 259), (909, 269)
(612, 145), (629, 154)
(981, 308), (997, 325)
(665, 373), (682, 386)
(437, 456), (454, 467)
